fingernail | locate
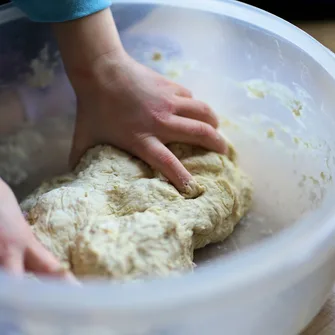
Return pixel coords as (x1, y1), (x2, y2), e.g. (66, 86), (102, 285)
(182, 178), (204, 199)
(224, 143), (230, 156)
(216, 133), (228, 154)
(66, 273), (82, 286)
(217, 132), (233, 156)
(60, 271), (81, 286)
(54, 264), (81, 286)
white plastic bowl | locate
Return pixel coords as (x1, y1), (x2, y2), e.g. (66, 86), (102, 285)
(1, 1), (335, 334)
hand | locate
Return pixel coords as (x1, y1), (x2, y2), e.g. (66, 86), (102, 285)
(0, 179), (75, 280)
(54, 9), (227, 193)
(71, 55), (227, 191)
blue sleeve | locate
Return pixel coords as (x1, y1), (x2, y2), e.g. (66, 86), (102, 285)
(12, 0), (112, 23)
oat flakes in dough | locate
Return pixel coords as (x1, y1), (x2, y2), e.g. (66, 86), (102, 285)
(21, 144), (253, 280)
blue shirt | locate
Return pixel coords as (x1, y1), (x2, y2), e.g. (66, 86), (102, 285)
(12, 0), (112, 22)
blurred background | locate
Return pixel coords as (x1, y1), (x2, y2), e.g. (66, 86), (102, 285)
(243, 0), (335, 21)
(241, 0), (335, 52)
(1, 0), (335, 51)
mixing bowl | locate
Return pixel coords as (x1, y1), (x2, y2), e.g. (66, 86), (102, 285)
(1, 0), (335, 334)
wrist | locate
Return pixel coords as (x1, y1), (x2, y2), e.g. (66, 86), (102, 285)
(53, 8), (126, 89)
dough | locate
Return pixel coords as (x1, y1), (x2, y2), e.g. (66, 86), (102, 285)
(21, 144), (253, 280)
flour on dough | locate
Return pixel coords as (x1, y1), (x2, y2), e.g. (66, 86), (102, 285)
(21, 144), (253, 280)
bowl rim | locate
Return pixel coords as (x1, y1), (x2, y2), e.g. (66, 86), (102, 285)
(1, 0), (335, 317)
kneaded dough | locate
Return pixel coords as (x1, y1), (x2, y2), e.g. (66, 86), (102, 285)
(21, 144), (253, 280)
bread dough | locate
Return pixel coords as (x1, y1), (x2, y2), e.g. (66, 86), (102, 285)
(21, 144), (252, 280)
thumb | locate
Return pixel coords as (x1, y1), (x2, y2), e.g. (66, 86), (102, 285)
(25, 237), (78, 283)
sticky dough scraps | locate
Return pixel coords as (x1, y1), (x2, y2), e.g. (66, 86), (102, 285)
(21, 144), (252, 280)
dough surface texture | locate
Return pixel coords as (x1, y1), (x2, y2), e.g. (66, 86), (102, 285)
(21, 144), (252, 280)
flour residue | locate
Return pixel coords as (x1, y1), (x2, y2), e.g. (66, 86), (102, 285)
(219, 96), (334, 244)
(26, 45), (60, 89)
(266, 129), (275, 139)
(242, 79), (307, 127)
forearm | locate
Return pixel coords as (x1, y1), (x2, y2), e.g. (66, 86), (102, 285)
(52, 8), (125, 84)
(12, 1), (122, 86)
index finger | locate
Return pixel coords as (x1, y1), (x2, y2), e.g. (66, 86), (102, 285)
(133, 137), (202, 198)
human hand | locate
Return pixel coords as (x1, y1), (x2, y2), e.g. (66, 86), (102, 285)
(54, 9), (227, 193)
(0, 179), (75, 280)
(71, 55), (227, 192)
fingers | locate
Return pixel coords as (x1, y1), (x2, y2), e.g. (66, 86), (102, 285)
(1, 247), (24, 275)
(25, 237), (77, 282)
(174, 86), (193, 98)
(175, 98), (219, 128)
(133, 136), (193, 192)
(161, 78), (192, 98)
(162, 116), (228, 154)
(25, 238), (60, 273)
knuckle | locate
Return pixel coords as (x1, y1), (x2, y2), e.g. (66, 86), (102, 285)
(193, 123), (211, 137)
(199, 102), (218, 126)
(132, 134), (151, 152)
(151, 100), (175, 125)
(213, 116), (219, 127)
(151, 111), (169, 125)
(157, 151), (176, 166)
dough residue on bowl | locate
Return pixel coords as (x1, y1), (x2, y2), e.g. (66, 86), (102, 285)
(21, 144), (253, 281)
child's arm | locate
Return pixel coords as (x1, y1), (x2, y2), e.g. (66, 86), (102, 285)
(3, 0), (226, 277)
(12, 1), (227, 193)
(0, 178), (75, 279)
(53, 8), (227, 192)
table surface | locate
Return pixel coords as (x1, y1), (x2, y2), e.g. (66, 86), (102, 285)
(301, 288), (335, 334)
(296, 21), (335, 335)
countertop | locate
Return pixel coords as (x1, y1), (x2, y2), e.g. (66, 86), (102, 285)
(302, 288), (335, 334)
(298, 22), (335, 52)
(296, 21), (335, 335)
